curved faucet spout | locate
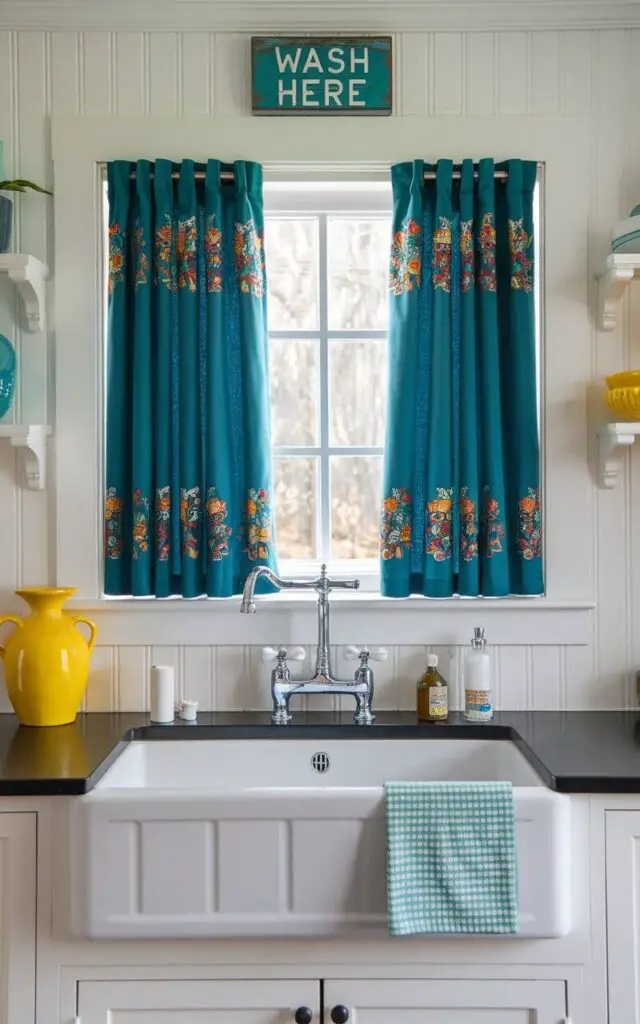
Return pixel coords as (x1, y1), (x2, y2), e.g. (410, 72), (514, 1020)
(240, 566), (275, 613)
(240, 564), (317, 614)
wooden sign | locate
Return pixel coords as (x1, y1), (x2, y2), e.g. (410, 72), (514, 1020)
(251, 37), (392, 115)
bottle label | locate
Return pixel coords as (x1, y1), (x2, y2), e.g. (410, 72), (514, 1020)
(428, 685), (448, 718)
(465, 688), (492, 720)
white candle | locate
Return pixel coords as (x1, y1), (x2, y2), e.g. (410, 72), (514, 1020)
(150, 665), (175, 723)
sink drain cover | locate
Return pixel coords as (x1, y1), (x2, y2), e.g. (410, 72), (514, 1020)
(311, 751), (331, 774)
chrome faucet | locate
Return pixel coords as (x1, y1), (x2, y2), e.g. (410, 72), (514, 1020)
(240, 564), (375, 725)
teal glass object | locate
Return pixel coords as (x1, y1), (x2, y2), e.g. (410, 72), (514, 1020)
(381, 158), (542, 597)
(104, 160), (277, 597)
(0, 333), (15, 419)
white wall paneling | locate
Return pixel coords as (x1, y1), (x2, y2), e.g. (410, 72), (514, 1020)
(497, 32), (528, 115)
(464, 33), (496, 116)
(78, 643), (585, 712)
(116, 646), (147, 712)
(530, 32), (560, 114)
(433, 34), (463, 115)
(83, 644), (115, 712)
(149, 33), (179, 115)
(0, 20), (637, 710)
(114, 33), (146, 115)
(82, 33), (114, 115)
(181, 34), (212, 116)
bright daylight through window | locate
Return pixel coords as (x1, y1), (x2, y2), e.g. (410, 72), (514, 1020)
(263, 180), (392, 576)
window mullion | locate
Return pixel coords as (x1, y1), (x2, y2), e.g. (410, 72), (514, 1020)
(318, 212), (330, 565)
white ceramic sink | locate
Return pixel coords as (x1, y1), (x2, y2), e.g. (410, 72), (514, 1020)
(70, 738), (571, 940)
(97, 736), (544, 789)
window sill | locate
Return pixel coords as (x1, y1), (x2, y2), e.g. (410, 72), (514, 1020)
(66, 594), (595, 647)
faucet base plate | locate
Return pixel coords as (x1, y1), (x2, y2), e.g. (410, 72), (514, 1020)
(272, 707), (293, 726)
(354, 708), (376, 726)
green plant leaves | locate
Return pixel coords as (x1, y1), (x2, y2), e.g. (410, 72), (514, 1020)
(0, 179), (52, 195)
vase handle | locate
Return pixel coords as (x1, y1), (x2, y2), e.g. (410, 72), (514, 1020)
(72, 616), (97, 653)
(0, 615), (23, 659)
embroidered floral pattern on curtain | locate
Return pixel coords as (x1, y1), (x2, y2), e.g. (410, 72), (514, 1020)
(389, 220), (422, 296)
(380, 487), (523, 566)
(380, 157), (542, 597)
(104, 158), (276, 597)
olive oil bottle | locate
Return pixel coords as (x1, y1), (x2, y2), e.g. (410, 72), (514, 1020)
(417, 653), (449, 722)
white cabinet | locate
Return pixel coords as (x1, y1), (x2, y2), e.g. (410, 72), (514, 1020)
(77, 980), (320, 1024)
(606, 810), (640, 1024)
(324, 979), (567, 1023)
(0, 813), (36, 1024)
(77, 978), (567, 1024)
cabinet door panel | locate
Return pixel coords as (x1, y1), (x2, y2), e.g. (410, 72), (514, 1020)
(0, 813), (36, 1024)
(605, 809), (640, 1024)
(324, 979), (566, 1023)
(78, 980), (320, 1024)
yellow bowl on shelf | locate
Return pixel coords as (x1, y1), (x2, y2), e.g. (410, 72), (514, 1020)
(606, 370), (640, 389)
(605, 386), (640, 421)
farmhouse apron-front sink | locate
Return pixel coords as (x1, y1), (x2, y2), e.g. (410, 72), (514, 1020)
(70, 737), (570, 939)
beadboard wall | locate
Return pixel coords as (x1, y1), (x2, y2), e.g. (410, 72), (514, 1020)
(0, 8), (637, 711)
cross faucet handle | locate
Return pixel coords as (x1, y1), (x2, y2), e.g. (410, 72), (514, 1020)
(262, 645), (306, 663)
(344, 645), (388, 662)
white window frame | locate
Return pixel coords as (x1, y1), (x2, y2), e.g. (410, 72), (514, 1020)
(50, 114), (594, 647)
(265, 181), (392, 589)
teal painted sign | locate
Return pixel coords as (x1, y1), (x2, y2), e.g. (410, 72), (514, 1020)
(251, 37), (392, 115)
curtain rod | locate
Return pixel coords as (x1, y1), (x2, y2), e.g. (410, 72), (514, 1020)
(123, 169), (511, 182)
(124, 169), (236, 182)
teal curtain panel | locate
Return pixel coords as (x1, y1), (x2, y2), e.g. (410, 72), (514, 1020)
(104, 159), (276, 597)
(381, 158), (542, 597)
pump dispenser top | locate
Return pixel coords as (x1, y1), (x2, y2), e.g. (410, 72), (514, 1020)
(471, 627), (487, 650)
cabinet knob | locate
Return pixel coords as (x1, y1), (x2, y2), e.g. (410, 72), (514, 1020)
(294, 1008), (313, 1024)
(330, 1007), (350, 1024)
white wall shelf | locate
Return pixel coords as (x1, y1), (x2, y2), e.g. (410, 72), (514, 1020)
(598, 422), (640, 488)
(596, 253), (640, 331)
(0, 254), (49, 333)
(0, 425), (51, 489)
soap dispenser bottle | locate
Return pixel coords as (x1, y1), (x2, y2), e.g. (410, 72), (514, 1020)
(417, 653), (449, 722)
(464, 627), (493, 721)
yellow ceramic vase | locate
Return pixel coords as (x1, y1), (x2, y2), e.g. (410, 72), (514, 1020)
(0, 588), (97, 727)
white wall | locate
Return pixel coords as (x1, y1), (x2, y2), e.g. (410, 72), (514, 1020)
(0, 5), (637, 712)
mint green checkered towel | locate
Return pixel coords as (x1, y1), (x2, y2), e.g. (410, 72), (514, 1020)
(385, 781), (518, 936)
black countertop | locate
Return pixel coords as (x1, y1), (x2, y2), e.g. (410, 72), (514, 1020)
(1, 710), (640, 795)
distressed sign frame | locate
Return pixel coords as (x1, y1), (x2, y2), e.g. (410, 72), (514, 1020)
(251, 36), (393, 116)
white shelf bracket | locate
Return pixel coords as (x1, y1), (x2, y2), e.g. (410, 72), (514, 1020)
(0, 254), (49, 333)
(597, 263), (635, 331)
(598, 424), (639, 488)
(0, 425), (52, 490)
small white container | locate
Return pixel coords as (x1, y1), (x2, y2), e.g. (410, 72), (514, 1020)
(176, 700), (198, 722)
(464, 627), (493, 722)
(150, 665), (175, 723)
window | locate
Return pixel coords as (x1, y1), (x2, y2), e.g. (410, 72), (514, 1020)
(99, 169), (542, 596)
(264, 181), (392, 579)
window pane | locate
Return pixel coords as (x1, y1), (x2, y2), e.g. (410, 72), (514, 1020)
(274, 457), (318, 559)
(270, 339), (318, 446)
(329, 339), (387, 446)
(265, 218), (319, 330)
(327, 218), (390, 330)
(330, 456), (382, 559)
